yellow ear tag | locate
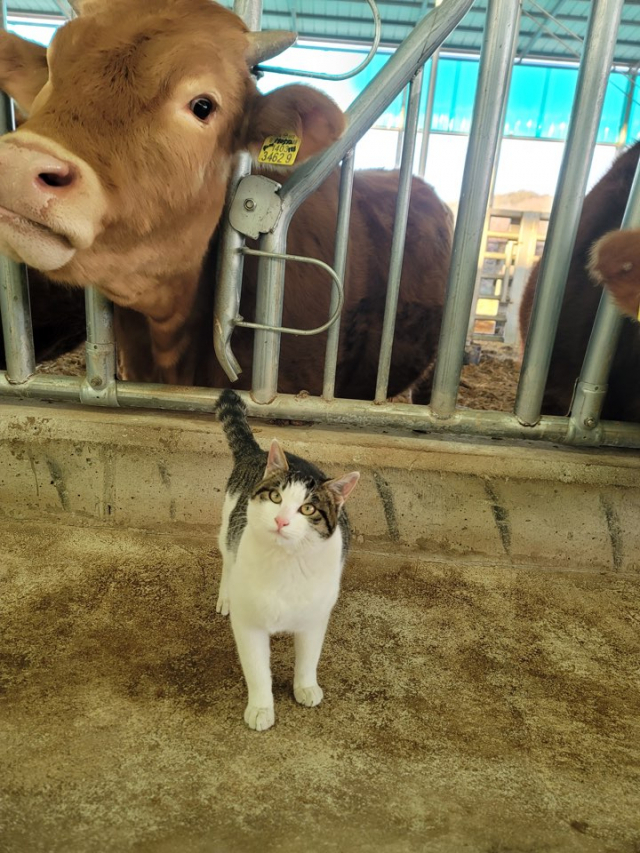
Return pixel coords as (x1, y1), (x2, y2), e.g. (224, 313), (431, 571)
(257, 132), (302, 166)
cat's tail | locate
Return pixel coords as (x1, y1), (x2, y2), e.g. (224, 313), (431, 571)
(215, 389), (261, 461)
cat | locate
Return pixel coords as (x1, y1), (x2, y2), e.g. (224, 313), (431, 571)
(215, 389), (359, 731)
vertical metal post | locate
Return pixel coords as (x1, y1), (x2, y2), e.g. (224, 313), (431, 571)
(213, 0), (263, 382)
(429, 0), (521, 418)
(80, 287), (117, 405)
(466, 211), (492, 341)
(616, 67), (636, 150)
(394, 89), (409, 170)
(417, 49), (440, 179)
(251, 228), (288, 403)
(567, 157), (640, 440)
(515, 0), (625, 426)
(0, 1), (36, 383)
(323, 149), (355, 399)
(375, 69), (424, 402)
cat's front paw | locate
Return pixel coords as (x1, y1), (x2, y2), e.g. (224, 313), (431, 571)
(294, 684), (324, 707)
(244, 704), (275, 731)
(216, 594), (230, 616)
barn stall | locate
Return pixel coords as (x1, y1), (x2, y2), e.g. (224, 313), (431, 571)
(1, 1), (639, 851)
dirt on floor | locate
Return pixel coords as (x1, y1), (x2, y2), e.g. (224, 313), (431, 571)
(36, 342), (522, 412)
(458, 343), (520, 412)
(1, 521), (639, 853)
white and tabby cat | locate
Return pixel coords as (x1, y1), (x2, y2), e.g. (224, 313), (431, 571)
(215, 389), (359, 731)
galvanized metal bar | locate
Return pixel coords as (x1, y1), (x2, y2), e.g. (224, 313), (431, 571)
(0, 257), (35, 384)
(515, 0), (625, 426)
(278, 0), (476, 212)
(616, 68), (636, 149)
(263, 0), (381, 81)
(0, 372), (82, 400)
(567, 154), (640, 441)
(0, 4), (35, 384)
(250, 0), (475, 404)
(80, 287), (117, 406)
(250, 228), (287, 403)
(429, 0), (521, 418)
(375, 69), (424, 402)
(323, 149), (355, 400)
(393, 88), (409, 171)
(417, 49), (440, 179)
(213, 0), (263, 383)
(2, 369), (639, 448)
(238, 248), (344, 335)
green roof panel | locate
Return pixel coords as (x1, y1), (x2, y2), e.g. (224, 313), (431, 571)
(6, 0), (640, 68)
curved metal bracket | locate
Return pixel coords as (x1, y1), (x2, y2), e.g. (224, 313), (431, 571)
(259, 0), (381, 82)
(237, 247), (344, 336)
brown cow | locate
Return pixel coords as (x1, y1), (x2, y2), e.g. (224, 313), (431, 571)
(0, 0), (452, 401)
(588, 228), (640, 321)
(519, 141), (640, 422)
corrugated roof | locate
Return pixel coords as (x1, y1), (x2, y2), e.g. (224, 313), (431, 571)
(7, 0), (640, 68)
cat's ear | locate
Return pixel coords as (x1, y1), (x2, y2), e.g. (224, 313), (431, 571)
(265, 439), (289, 475)
(326, 471), (360, 507)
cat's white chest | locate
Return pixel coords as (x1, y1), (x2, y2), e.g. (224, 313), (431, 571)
(230, 532), (343, 634)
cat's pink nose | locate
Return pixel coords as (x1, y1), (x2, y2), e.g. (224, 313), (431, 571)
(275, 516), (289, 531)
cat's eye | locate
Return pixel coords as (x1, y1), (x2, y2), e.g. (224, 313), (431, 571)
(300, 503), (316, 516)
(269, 490), (282, 504)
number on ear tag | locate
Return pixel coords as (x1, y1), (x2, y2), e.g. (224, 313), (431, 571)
(258, 132), (301, 166)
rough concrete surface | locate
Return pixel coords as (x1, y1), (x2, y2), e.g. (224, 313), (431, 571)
(1, 401), (640, 573)
(1, 521), (639, 853)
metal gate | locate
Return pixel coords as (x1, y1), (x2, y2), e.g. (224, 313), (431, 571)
(1, 0), (639, 449)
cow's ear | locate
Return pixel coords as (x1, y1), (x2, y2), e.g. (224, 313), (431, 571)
(243, 84), (345, 166)
(0, 31), (49, 116)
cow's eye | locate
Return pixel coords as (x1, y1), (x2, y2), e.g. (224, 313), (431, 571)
(189, 96), (216, 122)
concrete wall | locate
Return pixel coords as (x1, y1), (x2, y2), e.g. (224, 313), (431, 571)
(1, 399), (639, 573)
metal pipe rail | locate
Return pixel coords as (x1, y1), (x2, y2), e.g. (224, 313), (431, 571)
(374, 67), (424, 403)
(567, 154), (640, 443)
(323, 149), (355, 400)
(515, 0), (626, 426)
(249, 0), (476, 402)
(2, 0), (640, 451)
(262, 0), (381, 82)
(1, 373), (639, 449)
(430, 0), (521, 418)
(213, 0), (264, 383)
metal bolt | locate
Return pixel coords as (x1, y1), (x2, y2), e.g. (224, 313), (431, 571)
(243, 198), (256, 211)
(90, 376), (103, 388)
(583, 416), (596, 429)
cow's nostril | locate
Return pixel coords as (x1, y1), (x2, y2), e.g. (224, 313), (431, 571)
(37, 169), (75, 189)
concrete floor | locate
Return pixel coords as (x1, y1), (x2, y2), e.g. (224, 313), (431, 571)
(1, 521), (639, 853)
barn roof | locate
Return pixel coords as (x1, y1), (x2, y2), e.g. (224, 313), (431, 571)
(6, 0), (640, 69)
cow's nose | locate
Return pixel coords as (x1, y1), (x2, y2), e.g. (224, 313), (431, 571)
(33, 158), (77, 192)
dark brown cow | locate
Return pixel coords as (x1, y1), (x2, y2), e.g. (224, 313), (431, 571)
(519, 141), (640, 422)
(0, 0), (452, 400)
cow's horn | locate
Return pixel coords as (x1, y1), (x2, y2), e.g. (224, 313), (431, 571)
(245, 30), (297, 67)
